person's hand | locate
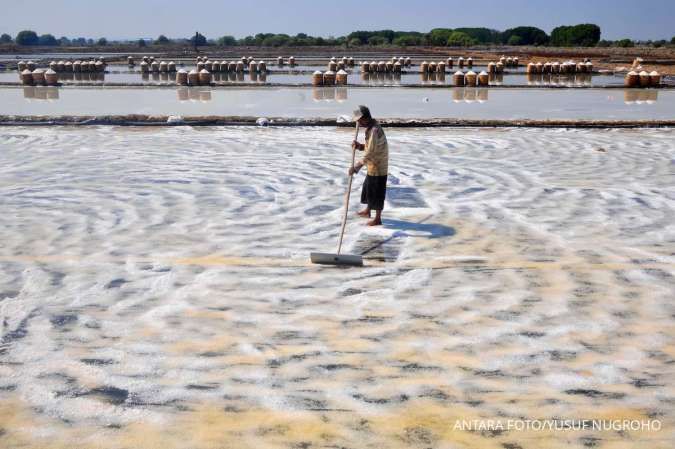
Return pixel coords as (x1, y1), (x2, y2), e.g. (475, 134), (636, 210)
(349, 163), (362, 176)
(348, 166), (356, 176)
(351, 140), (359, 150)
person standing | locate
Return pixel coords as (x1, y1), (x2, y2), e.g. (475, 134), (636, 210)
(349, 105), (389, 226)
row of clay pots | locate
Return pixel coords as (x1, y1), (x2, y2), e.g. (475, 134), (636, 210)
(361, 61), (404, 73)
(329, 56), (356, 67)
(176, 69), (218, 85)
(487, 62), (505, 74)
(420, 61), (447, 74)
(20, 68), (59, 86)
(624, 70), (661, 87)
(527, 61), (593, 74)
(141, 61), (178, 73)
(446, 57), (473, 68)
(197, 55), (296, 66)
(452, 70), (490, 86)
(312, 70), (348, 85)
(499, 56), (519, 67)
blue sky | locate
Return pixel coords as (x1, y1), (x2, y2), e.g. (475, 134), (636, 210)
(2, 0), (673, 41)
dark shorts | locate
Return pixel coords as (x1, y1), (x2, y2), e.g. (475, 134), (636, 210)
(361, 175), (387, 210)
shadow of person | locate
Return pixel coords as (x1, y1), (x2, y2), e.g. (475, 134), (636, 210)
(382, 218), (455, 239)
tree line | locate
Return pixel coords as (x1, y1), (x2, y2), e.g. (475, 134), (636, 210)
(2, 26), (675, 48)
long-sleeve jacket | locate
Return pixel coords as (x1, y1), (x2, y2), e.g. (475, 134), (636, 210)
(361, 121), (389, 176)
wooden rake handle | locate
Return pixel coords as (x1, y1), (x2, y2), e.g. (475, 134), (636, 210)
(337, 122), (360, 255)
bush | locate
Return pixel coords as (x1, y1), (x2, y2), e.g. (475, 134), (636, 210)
(393, 34), (421, 47)
(348, 37), (361, 47)
(428, 28), (454, 46)
(97, 37), (107, 46)
(156, 35), (169, 44)
(0, 33), (12, 44)
(614, 39), (634, 48)
(138, 39), (146, 47)
(507, 35), (523, 45)
(15, 30), (39, 46)
(501, 26), (549, 46)
(190, 32), (207, 46)
(218, 35), (236, 46)
(368, 36), (388, 46)
(550, 24), (601, 46)
(446, 31), (476, 47)
(38, 34), (59, 46)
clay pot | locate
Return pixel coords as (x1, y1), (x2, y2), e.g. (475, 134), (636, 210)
(624, 70), (639, 87)
(638, 70), (650, 87)
(140, 61), (149, 73)
(649, 71), (661, 86)
(465, 70), (477, 86)
(328, 61), (337, 72)
(176, 69), (188, 85)
(437, 62), (445, 73)
(160, 61), (168, 72)
(420, 61), (429, 73)
(487, 62), (496, 74)
(323, 70), (336, 85)
(453, 70), (465, 86)
(394, 62), (402, 73)
(45, 69), (58, 86)
(258, 61), (266, 72)
(361, 62), (370, 73)
(32, 69), (46, 85)
(168, 62), (176, 72)
(188, 69), (200, 86)
(336, 69), (348, 85)
(467, 57), (473, 67)
(249, 61), (258, 73)
(199, 69), (212, 85)
(477, 71), (489, 86)
(20, 69), (33, 85)
(312, 70), (323, 86)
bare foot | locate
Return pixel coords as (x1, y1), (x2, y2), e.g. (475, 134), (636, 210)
(357, 209), (371, 218)
(366, 218), (382, 226)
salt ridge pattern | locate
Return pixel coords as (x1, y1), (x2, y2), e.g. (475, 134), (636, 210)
(0, 126), (674, 448)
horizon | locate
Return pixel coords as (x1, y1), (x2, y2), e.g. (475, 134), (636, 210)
(2, 0), (674, 42)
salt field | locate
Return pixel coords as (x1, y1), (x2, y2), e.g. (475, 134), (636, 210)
(0, 126), (674, 448)
(1, 86), (671, 119)
(0, 70), (627, 86)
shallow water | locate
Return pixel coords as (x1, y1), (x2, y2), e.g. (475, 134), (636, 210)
(0, 70), (625, 87)
(1, 85), (671, 119)
(0, 126), (674, 449)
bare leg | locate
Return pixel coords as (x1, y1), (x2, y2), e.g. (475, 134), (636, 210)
(367, 210), (382, 226)
(357, 207), (371, 217)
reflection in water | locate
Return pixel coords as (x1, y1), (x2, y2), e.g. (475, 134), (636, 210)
(488, 73), (504, 85)
(360, 72), (401, 86)
(57, 72), (105, 82)
(23, 86), (60, 100)
(177, 87), (212, 102)
(624, 89), (658, 104)
(527, 73), (592, 86)
(312, 86), (349, 102)
(421, 72), (446, 84)
(452, 87), (489, 103)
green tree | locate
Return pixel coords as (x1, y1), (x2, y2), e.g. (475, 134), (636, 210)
(454, 27), (500, 44)
(393, 34), (422, 47)
(614, 39), (634, 48)
(38, 34), (59, 45)
(507, 35), (523, 45)
(428, 28), (454, 46)
(190, 32), (207, 46)
(218, 35), (236, 46)
(368, 36), (388, 46)
(0, 33), (12, 44)
(446, 31), (476, 47)
(156, 35), (170, 44)
(97, 37), (108, 46)
(138, 39), (146, 47)
(58, 36), (70, 45)
(550, 24), (601, 46)
(347, 37), (361, 47)
(501, 26), (549, 45)
(15, 30), (39, 46)
(671, 36), (675, 44)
